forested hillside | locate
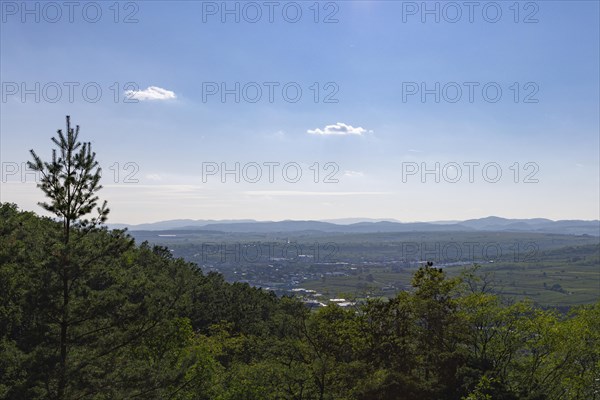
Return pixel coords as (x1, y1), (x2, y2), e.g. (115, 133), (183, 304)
(1, 119), (599, 399)
(2, 202), (599, 399)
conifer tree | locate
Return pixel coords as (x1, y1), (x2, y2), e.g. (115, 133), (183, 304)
(29, 115), (109, 236)
(28, 116), (109, 399)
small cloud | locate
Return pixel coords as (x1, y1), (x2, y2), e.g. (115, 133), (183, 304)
(344, 170), (364, 177)
(145, 173), (165, 181)
(271, 130), (286, 140)
(408, 149), (422, 153)
(126, 86), (176, 101)
(244, 191), (387, 196)
(307, 122), (371, 136)
(575, 163), (584, 168)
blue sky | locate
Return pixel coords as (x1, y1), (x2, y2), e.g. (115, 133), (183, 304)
(1, 1), (599, 224)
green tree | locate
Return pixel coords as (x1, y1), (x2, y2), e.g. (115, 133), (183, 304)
(0, 117), (219, 399)
(411, 263), (467, 398)
(28, 116), (109, 399)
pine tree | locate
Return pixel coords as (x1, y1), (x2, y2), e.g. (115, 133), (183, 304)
(29, 115), (109, 234)
(18, 116), (209, 400)
(28, 116), (108, 399)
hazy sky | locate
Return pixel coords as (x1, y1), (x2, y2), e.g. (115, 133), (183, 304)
(1, 1), (599, 224)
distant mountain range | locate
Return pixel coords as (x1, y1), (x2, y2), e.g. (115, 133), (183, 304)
(109, 216), (600, 236)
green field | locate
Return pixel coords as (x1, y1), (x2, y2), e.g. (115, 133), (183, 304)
(300, 257), (600, 307)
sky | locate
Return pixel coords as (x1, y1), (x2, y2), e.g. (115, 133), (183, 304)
(1, 0), (599, 224)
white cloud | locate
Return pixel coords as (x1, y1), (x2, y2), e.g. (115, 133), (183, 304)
(244, 191), (387, 196)
(344, 170), (364, 177)
(145, 173), (165, 181)
(269, 130), (286, 140)
(307, 122), (371, 136)
(125, 86), (176, 101)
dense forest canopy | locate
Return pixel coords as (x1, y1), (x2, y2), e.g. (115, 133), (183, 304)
(1, 117), (599, 399)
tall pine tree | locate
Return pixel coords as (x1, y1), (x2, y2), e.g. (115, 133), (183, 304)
(28, 116), (109, 399)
